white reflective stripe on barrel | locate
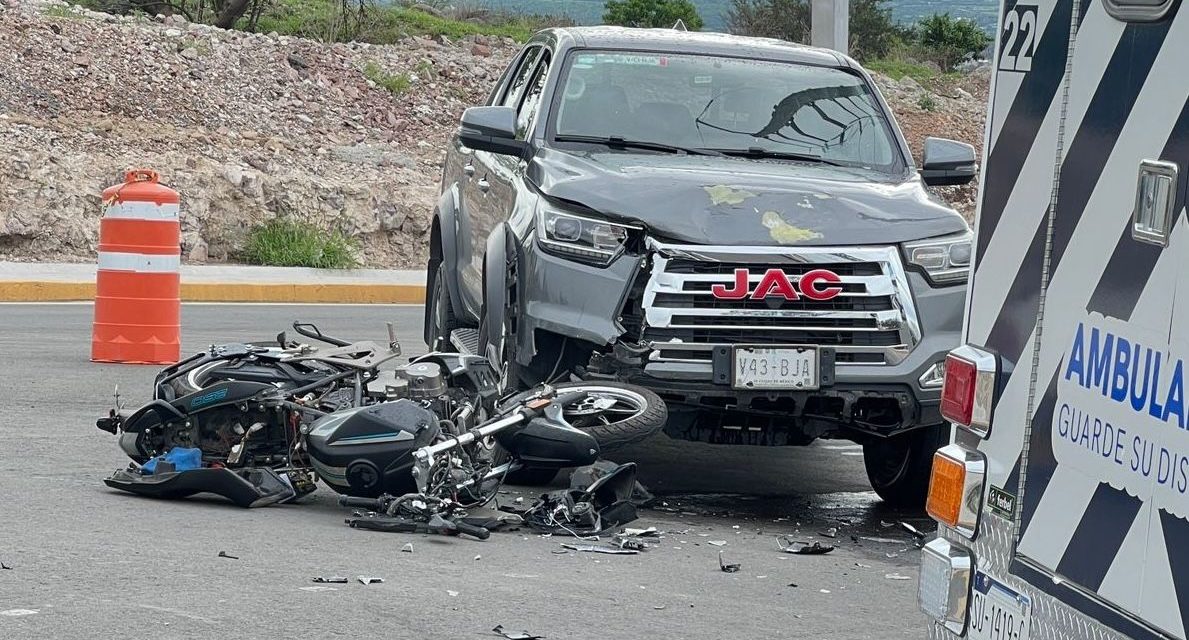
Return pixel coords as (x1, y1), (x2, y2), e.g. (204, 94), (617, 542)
(97, 251), (181, 273)
(103, 201), (180, 221)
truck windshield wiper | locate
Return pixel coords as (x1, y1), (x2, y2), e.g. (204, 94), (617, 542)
(713, 147), (844, 166)
(555, 135), (725, 157)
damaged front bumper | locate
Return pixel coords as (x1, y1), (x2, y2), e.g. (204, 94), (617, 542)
(513, 239), (964, 445)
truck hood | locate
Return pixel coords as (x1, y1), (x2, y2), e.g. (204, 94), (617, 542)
(527, 148), (968, 246)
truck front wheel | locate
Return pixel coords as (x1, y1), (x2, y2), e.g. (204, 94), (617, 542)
(861, 423), (951, 508)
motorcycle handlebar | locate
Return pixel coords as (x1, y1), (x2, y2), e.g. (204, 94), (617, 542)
(338, 495), (384, 511)
(453, 521), (491, 540)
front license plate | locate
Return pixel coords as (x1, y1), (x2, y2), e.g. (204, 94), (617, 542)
(732, 346), (818, 390)
(969, 572), (1031, 640)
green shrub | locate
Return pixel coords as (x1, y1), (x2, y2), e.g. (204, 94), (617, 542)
(603, 0), (704, 30)
(363, 61), (411, 95)
(913, 13), (990, 70)
(724, 0), (905, 61)
(243, 219), (358, 269)
(865, 56), (941, 83)
(917, 93), (937, 112)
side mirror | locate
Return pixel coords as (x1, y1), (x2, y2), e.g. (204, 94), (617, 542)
(458, 106), (528, 157)
(920, 137), (977, 186)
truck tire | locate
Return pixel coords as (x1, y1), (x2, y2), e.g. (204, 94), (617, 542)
(425, 260), (461, 351)
(862, 423), (951, 508)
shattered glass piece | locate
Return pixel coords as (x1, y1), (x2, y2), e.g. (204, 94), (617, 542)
(357, 576), (384, 585)
(777, 539), (835, 555)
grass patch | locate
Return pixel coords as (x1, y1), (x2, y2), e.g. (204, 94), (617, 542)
(917, 93), (938, 112)
(250, 0), (559, 44)
(43, 4), (85, 18)
(243, 219), (358, 269)
(864, 58), (941, 83)
(362, 61), (411, 95)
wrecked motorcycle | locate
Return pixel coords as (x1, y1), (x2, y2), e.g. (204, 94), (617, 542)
(98, 322), (666, 509)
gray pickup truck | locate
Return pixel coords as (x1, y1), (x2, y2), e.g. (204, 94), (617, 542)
(424, 26), (976, 506)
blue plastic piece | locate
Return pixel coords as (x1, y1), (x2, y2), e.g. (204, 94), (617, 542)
(142, 447), (203, 475)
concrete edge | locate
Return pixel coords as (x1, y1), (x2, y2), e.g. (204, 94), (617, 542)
(0, 281), (427, 304)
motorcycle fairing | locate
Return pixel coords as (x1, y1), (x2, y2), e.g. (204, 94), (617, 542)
(104, 466), (296, 508)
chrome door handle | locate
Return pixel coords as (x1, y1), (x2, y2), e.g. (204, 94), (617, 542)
(463, 163), (475, 177)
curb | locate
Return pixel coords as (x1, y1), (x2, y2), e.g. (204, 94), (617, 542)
(0, 281), (427, 304)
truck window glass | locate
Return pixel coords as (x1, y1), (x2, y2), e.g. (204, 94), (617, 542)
(553, 51), (901, 172)
(516, 55), (552, 140)
(501, 46), (543, 108)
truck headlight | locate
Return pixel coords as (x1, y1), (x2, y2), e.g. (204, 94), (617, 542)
(902, 230), (972, 285)
(536, 207), (638, 266)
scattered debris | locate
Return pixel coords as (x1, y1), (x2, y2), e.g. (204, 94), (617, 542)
(613, 536), (649, 551)
(0, 609), (39, 617)
(561, 543), (639, 555)
(787, 582), (799, 588)
(447, 590), (460, 597)
(357, 576), (384, 585)
(492, 625), (544, 640)
(718, 551), (741, 573)
(1, 562), (11, 570)
(312, 577), (349, 584)
(820, 527), (838, 538)
(217, 551), (239, 560)
(653, 605), (666, 610)
(778, 538), (836, 555)
(474, 554), (482, 561)
(901, 522), (928, 547)
(855, 562), (871, 568)
(623, 527), (659, 537)
(514, 497), (524, 505)
(707, 540), (727, 547)
(820, 589), (832, 594)
(401, 543), (414, 553)
(885, 573), (913, 581)
(859, 536), (903, 544)
(300, 586), (338, 592)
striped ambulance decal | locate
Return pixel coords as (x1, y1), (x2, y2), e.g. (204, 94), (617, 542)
(959, 0), (1189, 637)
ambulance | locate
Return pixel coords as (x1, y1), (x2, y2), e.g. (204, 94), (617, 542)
(916, 0), (1189, 638)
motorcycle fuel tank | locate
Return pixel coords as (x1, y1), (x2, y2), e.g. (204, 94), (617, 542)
(305, 400), (440, 498)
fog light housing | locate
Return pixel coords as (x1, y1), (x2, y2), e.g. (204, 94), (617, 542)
(919, 360), (946, 388)
(919, 537), (972, 634)
(926, 443), (986, 538)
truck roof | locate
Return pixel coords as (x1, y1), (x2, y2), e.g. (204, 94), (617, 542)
(539, 26), (852, 69)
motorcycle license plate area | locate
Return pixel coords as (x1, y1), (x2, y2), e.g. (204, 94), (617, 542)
(732, 346), (818, 390)
(969, 571), (1031, 640)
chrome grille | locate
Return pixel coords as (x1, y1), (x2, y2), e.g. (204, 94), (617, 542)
(641, 241), (921, 371)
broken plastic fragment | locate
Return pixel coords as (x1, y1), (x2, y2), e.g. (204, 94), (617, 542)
(0, 562), (11, 570)
(560, 543), (639, 555)
(623, 527), (659, 537)
(885, 573), (913, 581)
(447, 590), (460, 597)
(217, 551), (239, 560)
(718, 551), (740, 573)
(707, 540), (726, 547)
(474, 555), (482, 561)
(778, 539), (835, 555)
(492, 625), (544, 640)
(312, 577), (349, 584)
(299, 586), (338, 592)
(357, 576), (384, 585)
(401, 543), (414, 553)
(820, 527), (838, 538)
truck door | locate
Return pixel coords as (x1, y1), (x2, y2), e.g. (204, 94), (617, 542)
(1005, 0), (1189, 636)
(456, 45), (543, 316)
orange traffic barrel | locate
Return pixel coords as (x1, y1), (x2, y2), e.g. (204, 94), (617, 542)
(91, 169), (181, 364)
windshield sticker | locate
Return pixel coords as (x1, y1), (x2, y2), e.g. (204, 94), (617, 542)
(694, 75), (713, 85)
(704, 185), (756, 206)
(1056, 314), (1189, 518)
(760, 210), (822, 244)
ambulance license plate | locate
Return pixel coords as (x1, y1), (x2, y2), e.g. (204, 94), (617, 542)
(969, 571), (1031, 640)
(732, 346), (818, 390)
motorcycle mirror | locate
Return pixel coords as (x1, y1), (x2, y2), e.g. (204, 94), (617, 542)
(386, 322), (401, 355)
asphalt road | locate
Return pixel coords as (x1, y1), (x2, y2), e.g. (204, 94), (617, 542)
(0, 304), (932, 639)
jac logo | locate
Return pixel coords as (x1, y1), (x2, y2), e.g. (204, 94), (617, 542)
(710, 268), (843, 301)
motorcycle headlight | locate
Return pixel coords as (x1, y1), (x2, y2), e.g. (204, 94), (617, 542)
(902, 230), (972, 285)
(536, 207), (637, 266)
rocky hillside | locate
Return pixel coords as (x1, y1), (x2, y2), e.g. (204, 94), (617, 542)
(0, 0), (987, 268)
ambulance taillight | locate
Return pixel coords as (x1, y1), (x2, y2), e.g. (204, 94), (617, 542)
(939, 345), (999, 437)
